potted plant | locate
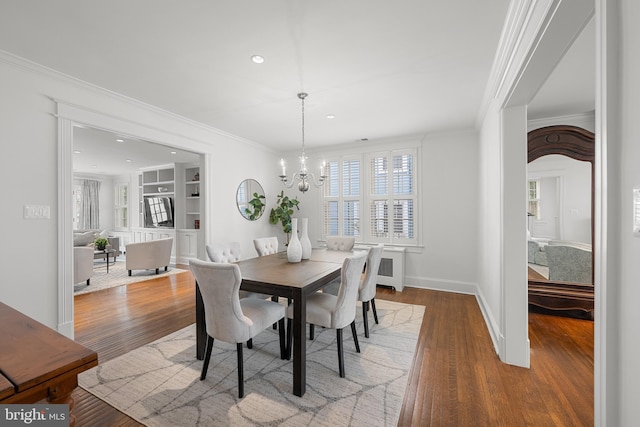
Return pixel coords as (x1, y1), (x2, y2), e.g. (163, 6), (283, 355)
(244, 192), (266, 220)
(269, 190), (300, 243)
(94, 237), (109, 251)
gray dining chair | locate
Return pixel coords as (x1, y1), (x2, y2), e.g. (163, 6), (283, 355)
(286, 251), (367, 378)
(253, 236), (279, 256)
(190, 259), (286, 398)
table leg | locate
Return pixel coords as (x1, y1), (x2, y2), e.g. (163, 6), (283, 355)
(106, 252), (110, 273)
(195, 282), (206, 360)
(292, 289), (306, 397)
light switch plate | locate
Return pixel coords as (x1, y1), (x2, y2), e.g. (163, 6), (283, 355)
(24, 204), (51, 219)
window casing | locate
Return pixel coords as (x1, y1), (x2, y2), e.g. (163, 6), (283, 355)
(528, 179), (541, 219)
(114, 183), (128, 230)
(322, 148), (417, 245)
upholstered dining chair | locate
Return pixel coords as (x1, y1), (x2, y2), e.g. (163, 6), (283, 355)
(326, 236), (356, 251)
(253, 236), (279, 256)
(207, 242), (276, 335)
(190, 259), (286, 398)
(286, 251), (367, 378)
(359, 244), (384, 338)
(206, 242), (268, 301)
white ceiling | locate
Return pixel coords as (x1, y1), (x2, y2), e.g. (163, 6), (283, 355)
(0, 1), (594, 175)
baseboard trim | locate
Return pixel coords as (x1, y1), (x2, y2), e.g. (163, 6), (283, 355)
(405, 275), (476, 295)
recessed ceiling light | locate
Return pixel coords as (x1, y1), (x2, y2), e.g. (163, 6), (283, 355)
(115, 139), (124, 143)
(73, 150), (81, 154)
(251, 55), (265, 64)
(170, 151), (177, 155)
(326, 114), (336, 119)
(126, 159), (132, 163)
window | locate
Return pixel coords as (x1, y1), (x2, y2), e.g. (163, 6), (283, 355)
(324, 158), (361, 237)
(528, 179), (540, 219)
(323, 148), (417, 245)
(114, 183), (128, 229)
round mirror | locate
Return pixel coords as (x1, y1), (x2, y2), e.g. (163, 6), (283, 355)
(236, 179), (266, 221)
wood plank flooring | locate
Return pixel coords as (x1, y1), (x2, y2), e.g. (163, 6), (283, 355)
(71, 266), (593, 426)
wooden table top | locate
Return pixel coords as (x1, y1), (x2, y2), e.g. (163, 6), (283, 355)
(0, 373), (14, 400)
(238, 248), (359, 290)
(0, 301), (98, 395)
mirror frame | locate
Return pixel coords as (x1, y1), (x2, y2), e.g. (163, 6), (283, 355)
(236, 179), (265, 221)
(527, 125), (595, 316)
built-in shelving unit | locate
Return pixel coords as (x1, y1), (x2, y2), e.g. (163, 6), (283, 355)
(184, 166), (200, 230)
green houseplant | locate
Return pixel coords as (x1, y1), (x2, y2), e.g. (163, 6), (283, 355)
(94, 237), (109, 251)
(244, 192), (266, 220)
(269, 190), (300, 242)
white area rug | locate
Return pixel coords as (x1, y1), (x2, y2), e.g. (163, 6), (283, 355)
(74, 259), (187, 295)
(79, 299), (424, 426)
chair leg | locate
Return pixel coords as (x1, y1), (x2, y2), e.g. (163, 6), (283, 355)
(351, 321), (360, 353)
(128, 270), (132, 276)
(362, 301), (370, 338)
(272, 296), (279, 329)
(155, 268), (159, 274)
(247, 338), (252, 349)
(286, 319), (293, 360)
(337, 328), (345, 378)
(371, 298), (379, 324)
(278, 318), (286, 359)
(200, 335), (214, 380)
(309, 324), (314, 340)
(237, 343), (244, 398)
(86, 279), (90, 286)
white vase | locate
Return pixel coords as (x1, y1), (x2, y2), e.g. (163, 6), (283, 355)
(287, 218), (302, 263)
(300, 218), (312, 259)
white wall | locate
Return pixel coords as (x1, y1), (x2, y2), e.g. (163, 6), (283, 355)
(476, 98), (503, 351)
(0, 51), (279, 330)
(617, 0), (640, 422)
(297, 130), (479, 295)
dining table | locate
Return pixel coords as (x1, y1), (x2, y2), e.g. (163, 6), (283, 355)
(195, 248), (355, 397)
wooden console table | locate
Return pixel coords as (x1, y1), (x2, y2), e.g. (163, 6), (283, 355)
(0, 302), (98, 426)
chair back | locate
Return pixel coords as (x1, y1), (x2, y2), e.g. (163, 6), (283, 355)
(253, 236), (279, 256)
(331, 251), (367, 329)
(326, 236), (355, 251)
(190, 259), (253, 344)
(206, 242), (241, 263)
(359, 244), (384, 302)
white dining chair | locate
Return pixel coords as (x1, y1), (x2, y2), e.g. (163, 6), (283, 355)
(326, 236), (356, 251)
(206, 242), (269, 301)
(190, 259), (286, 398)
(253, 236), (279, 256)
(286, 251), (367, 378)
(359, 244), (384, 338)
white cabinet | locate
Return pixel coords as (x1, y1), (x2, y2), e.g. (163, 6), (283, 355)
(176, 229), (200, 264)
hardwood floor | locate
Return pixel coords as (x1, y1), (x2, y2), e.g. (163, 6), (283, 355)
(72, 266), (593, 426)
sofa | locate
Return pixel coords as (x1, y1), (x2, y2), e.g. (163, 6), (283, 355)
(125, 238), (173, 276)
(73, 229), (121, 259)
(74, 246), (94, 286)
(546, 241), (592, 283)
(527, 238), (549, 266)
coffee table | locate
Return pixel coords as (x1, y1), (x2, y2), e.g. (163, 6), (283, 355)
(94, 248), (116, 273)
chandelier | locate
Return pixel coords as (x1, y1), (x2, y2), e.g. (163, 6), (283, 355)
(279, 92), (327, 193)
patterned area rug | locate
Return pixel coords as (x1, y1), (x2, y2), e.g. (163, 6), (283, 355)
(79, 299), (424, 426)
(74, 259), (187, 295)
